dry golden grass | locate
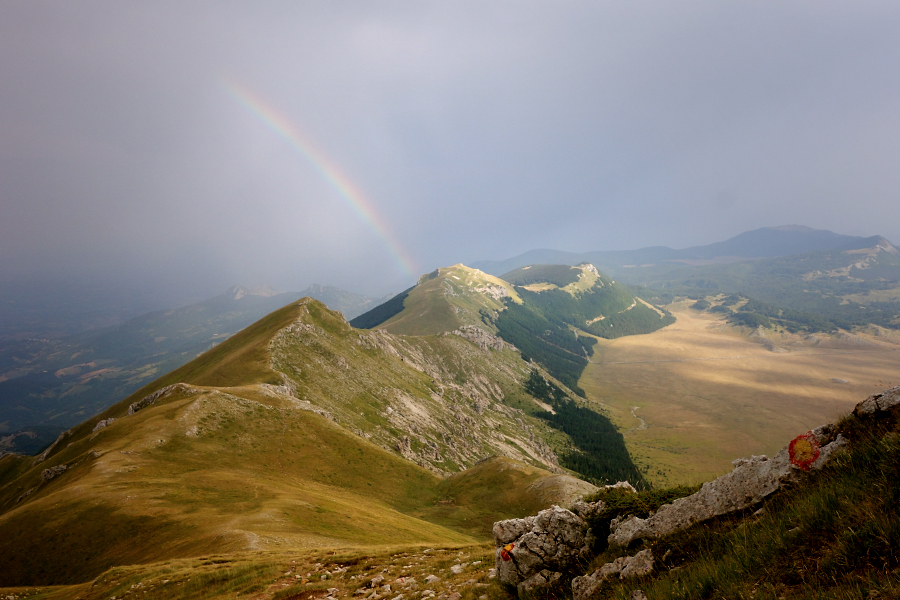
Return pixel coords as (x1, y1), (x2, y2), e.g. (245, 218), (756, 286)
(0, 544), (501, 600)
(579, 300), (900, 487)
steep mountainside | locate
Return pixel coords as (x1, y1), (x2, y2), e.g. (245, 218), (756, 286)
(490, 264), (674, 395)
(352, 264), (521, 336)
(0, 297), (623, 586)
(351, 263), (673, 397)
(0, 284), (381, 455)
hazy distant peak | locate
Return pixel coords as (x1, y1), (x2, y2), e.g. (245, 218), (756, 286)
(874, 237), (900, 255)
(224, 285), (281, 300)
(766, 224), (820, 232)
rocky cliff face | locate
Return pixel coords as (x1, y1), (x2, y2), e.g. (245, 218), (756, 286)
(267, 300), (562, 475)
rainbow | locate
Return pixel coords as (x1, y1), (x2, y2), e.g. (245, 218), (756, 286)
(223, 80), (417, 277)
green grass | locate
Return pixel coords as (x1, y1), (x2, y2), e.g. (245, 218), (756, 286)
(579, 409), (900, 599)
(378, 264), (521, 336)
(501, 265), (583, 288)
(420, 457), (557, 537)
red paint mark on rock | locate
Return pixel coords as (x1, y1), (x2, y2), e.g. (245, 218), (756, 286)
(789, 431), (820, 471)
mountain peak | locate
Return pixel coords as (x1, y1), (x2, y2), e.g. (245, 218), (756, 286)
(766, 224), (820, 232)
(224, 285), (281, 300)
(874, 237), (900, 255)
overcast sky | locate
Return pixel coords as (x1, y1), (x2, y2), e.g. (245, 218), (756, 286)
(3, 1), (900, 299)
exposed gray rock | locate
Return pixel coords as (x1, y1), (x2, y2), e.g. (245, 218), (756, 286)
(853, 385), (900, 417)
(493, 515), (536, 545)
(494, 506), (590, 587)
(450, 325), (508, 351)
(450, 563), (467, 575)
(92, 418), (116, 432)
(571, 499), (606, 521)
(128, 383), (194, 415)
(571, 550), (654, 600)
(16, 487), (35, 503)
(41, 464), (67, 482)
(608, 425), (848, 547)
(34, 428), (72, 464)
(605, 480), (638, 493)
(630, 591), (649, 600)
(516, 569), (562, 596)
(424, 575), (440, 584)
(620, 549), (654, 578)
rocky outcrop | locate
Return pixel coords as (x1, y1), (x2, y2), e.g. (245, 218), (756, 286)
(92, 418), (116, 432)
(517, 570), (562, 595)
(853, 385), (900, 416)
(493, 506), (591, 594)
(448, 325), (509, 351)
(608, 423), (848, 547)
(41, 464), (67, 482)
(491, 385), (900, 598)
(571, 550), (654, 600)
(128, 383), (195, 415)
(34, 428), (72, 464)
(603, 388), (900, 549)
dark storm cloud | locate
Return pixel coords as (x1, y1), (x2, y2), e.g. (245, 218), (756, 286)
(2, 1), (899, 298)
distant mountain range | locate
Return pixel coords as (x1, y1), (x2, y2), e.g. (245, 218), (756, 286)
(472, 225), (894, 276)
(0, 284), (384, 454)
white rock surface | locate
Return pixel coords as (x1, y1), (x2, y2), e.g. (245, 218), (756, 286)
(608, 425), (848, 547)
(571, 550), (654, 600)
(493, 505), (590, 587)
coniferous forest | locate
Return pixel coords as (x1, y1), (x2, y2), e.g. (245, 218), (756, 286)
(525, 369), (645, 487)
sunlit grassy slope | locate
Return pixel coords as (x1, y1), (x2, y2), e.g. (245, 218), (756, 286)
(0, 298), (598, 587)
(8, 401), (900, 600)
(377, 265), (521, 336)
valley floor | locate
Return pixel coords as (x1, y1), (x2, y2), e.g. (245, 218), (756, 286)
(580, 300), (900, 487)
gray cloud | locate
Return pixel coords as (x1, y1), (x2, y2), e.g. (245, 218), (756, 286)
(2, 1), (899, 298)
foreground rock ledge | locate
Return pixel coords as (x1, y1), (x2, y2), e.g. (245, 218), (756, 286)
(571, 549), (653, 600)
(492, 385), (900, 597)
(608, 385), (900, 548)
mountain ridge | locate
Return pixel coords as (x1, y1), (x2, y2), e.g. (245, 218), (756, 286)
(0, 284), (384, 455)
(0, 296), (626, 586)
(471, 226), (892, 275)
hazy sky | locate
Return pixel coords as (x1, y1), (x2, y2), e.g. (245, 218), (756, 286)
(3, 1), (900, 298)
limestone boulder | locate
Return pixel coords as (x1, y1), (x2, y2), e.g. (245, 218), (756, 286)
(494, 506), (590, 587)
(608, 425), (848, 547)
(571, 550), (654, 600)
